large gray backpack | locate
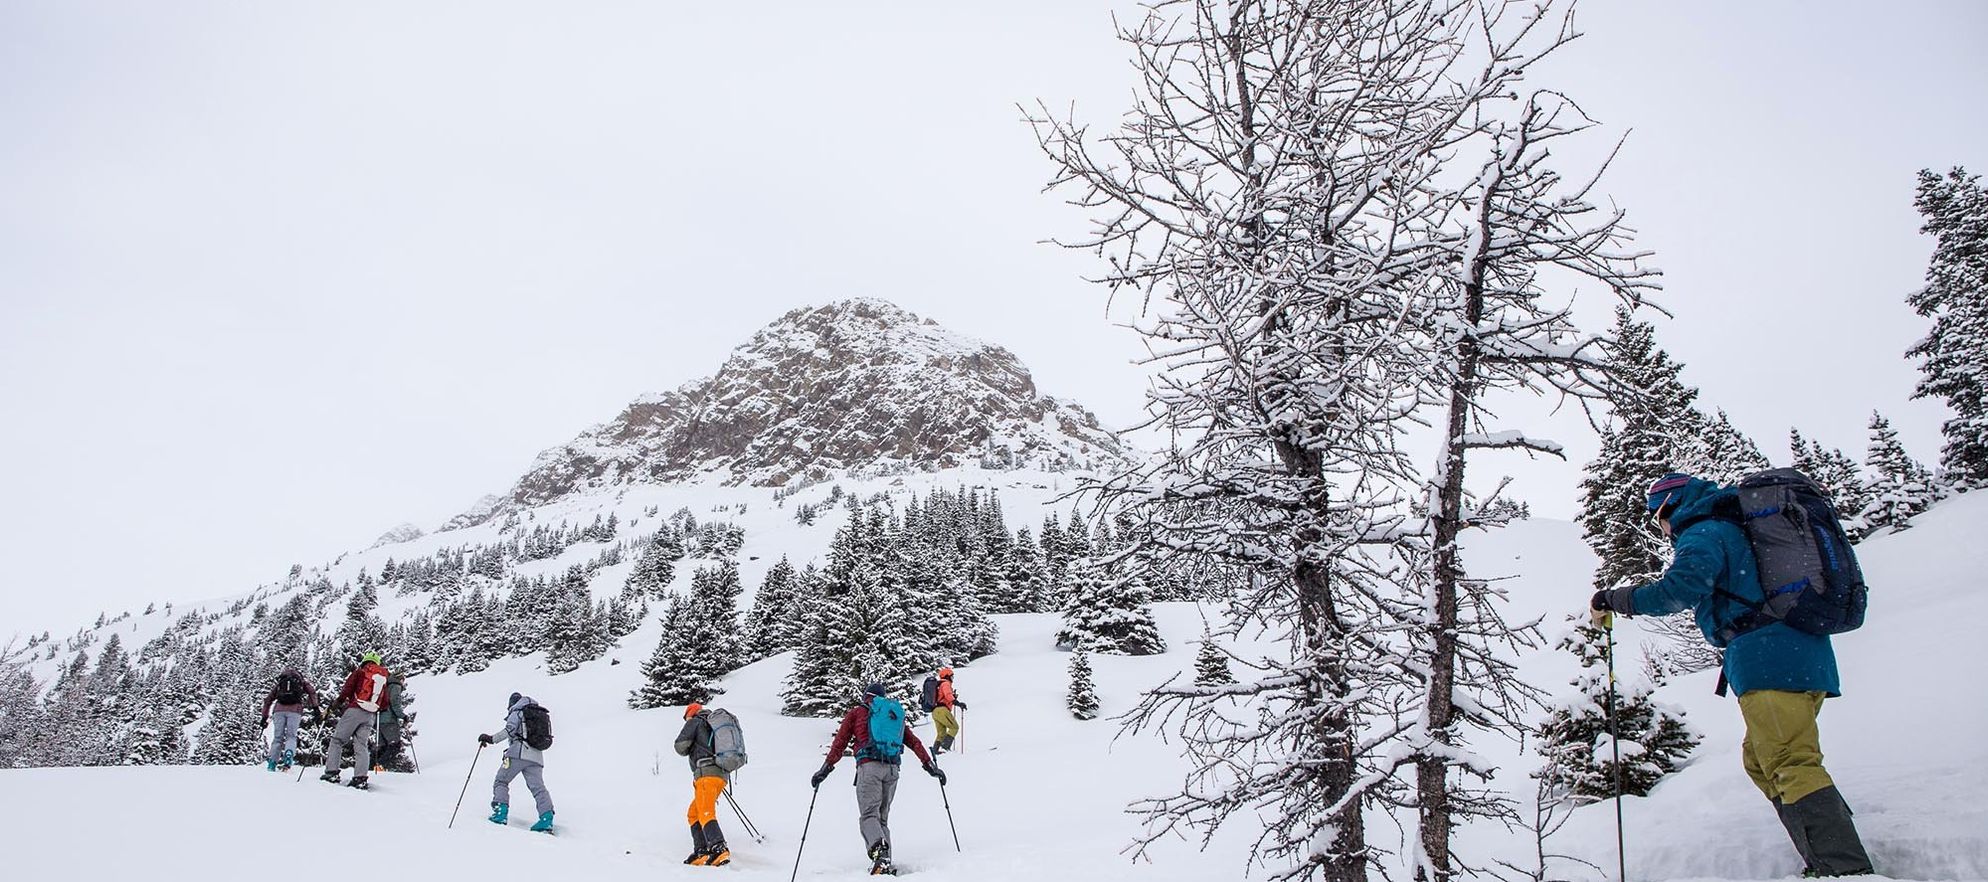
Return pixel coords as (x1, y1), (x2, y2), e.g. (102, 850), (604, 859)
(707, 708), (748, 772)
(1693, 468), (1868, 644)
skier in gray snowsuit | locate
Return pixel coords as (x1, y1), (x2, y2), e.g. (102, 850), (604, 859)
(479, 691), (554, 832)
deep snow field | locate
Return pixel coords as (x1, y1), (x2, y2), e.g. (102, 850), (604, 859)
(4, 487), (1984, 881)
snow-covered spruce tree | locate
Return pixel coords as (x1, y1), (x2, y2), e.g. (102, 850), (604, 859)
(1192, 632), (1235, 687)
(1067, 650), (1100, 721)
(1691, 409), (1771, 484)
(1536, 623), (1697, 803)
(627, 562), (746, 706)
(1032, 1), (1503, 875)
(543, 586), (600, 675)
(1791, 430), (1870, 523)
(1578, 311), (1720, 676)
(1860, 411), (1938, 536)
(742, 556), (800, 660)
(1574, 309), (1685, 599)
(780, 562), (927, 717)
(1908, 167), (1988, 489)
(332, 580), (387, 669)
(623, 525), (686, 602)
(191, 630), (263, 766)
(1054, 558), (1165, 656)
(1412, 46), (1660, 867)
(0, 662), (43, 768)
(628, 596), (708, 707)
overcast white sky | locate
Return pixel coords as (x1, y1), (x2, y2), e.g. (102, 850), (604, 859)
(3, 1), (1983, 637)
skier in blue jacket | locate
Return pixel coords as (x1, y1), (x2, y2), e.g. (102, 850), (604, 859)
(1591, 473), (1871, 876)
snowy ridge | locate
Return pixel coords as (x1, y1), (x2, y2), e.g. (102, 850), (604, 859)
(470, 299), (1130, 527)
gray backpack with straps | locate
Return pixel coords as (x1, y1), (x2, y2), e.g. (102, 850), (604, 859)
(707, 708), (748, 772)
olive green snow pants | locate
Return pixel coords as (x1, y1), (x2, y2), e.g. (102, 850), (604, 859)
(1738, 689), (1836, 805)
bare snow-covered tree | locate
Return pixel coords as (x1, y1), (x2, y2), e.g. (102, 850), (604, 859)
(1031, 0), (1578, 876)
(1409, 21), (1658, 870)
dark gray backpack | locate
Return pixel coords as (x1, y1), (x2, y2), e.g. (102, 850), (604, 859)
(1708, 469), (1869, 643)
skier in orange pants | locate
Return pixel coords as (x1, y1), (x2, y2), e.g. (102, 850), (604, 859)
(674, 703), (732, 866)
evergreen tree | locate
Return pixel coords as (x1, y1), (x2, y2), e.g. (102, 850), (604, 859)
(333, 582), (387, 670)
(1067, 650), (1099, 721)
(623, 527), (686, 601)
(1860, 411), (1938, 535)
(627, 562), (746, 706)
(191, 631), (263, 766)
(1193, 632), (1235, 687)
(629, 597), (707, 707)
(1579, 309), (1699, 596)
(1907, 167), (1988, 489)
(1809, 440), (1871, 527)
(1694, 409), (1771, 484)
(742, 557), (800, 659)
(1536, 625), (1698, 803)
(0, 663), (44, 768)
(1055, 560), (1166, 656)
(543, 586), (601, 675)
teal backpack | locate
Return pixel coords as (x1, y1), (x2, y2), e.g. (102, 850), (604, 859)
(860, 694), (906, 763)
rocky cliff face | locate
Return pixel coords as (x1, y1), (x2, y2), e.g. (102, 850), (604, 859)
(462, 299), (1127, 524)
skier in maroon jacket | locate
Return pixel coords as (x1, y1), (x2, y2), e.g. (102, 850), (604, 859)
(809, 682), (945, 875)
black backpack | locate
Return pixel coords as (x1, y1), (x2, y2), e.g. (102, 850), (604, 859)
(273, 672), (306, 706)
(1702, 469), (1869, 644)
(919, 675), (940, 713)
(521, 703), (554, 751)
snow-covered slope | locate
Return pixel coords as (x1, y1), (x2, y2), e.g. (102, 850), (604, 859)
(1548, 490), (1988, 880)
(8, 494), (1983, 881)
(0, 606), (1260, 882)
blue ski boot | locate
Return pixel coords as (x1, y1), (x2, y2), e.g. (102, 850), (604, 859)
(530, 810), (555, 833)
(266, 758), (278, 771)
(488, 802), (509, 825)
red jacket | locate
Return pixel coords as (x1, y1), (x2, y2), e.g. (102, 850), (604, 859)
(336, 662), (391, 712)
(824, 702), (933, 768)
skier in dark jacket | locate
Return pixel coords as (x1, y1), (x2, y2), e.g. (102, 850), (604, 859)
(259, 668), (320, 771)
(809, 682), (944, 876)
(478, 692), (554, 832)
(370, 673), (413, 772)
(1591, 473), (1872, 875)
(673, 702), (732, 866)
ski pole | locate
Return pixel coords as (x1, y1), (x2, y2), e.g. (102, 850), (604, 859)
(1603, 615), (1625, 882)
(408, 735), (421, 775)
(790, 785), (820, 882)
(724, 790), (765, 843)
(449, 744), (485, 829)
(938, 781), (961, 852)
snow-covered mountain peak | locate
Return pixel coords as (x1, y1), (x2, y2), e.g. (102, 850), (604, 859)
(370, 523), (426, 549)
(464, 299), (1128, 527)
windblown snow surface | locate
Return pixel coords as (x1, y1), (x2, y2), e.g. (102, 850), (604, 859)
(3, 492), (1982, 881)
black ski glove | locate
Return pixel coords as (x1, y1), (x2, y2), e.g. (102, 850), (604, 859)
(810, 763), (834, 789)
(1592, 586), (1636, 615)
(922, 762), (946, 786)
(477, 733), (494, 746)
(954, 701), (967, 711)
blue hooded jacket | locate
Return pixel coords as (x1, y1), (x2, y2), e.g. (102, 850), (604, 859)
(1629, 476), (1841, 697)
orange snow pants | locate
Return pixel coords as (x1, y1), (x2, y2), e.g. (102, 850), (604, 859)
(688, 775), (727, 825)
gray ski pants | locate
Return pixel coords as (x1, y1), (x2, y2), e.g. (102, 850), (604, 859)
(267, 711), (303, 764)
(854, 760), (900, 852)
(328, 707), (373, 773)
(493, 755), (553, 815)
